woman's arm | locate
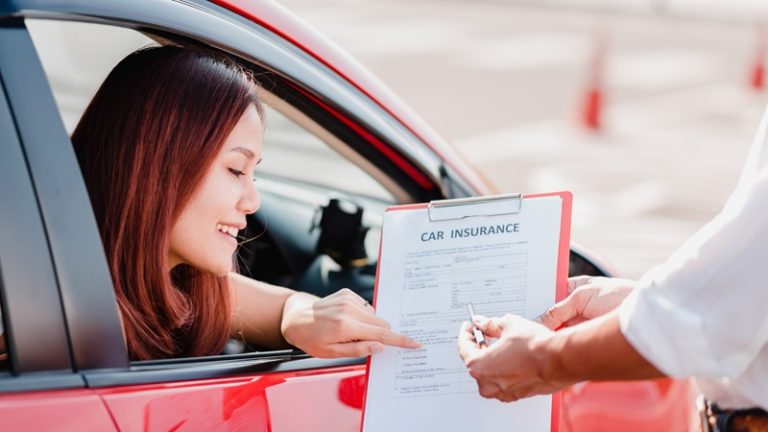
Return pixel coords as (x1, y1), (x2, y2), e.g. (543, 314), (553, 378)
(228, 272), (296, 349)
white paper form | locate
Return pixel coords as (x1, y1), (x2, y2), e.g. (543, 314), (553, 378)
(362, 195), (565, 432)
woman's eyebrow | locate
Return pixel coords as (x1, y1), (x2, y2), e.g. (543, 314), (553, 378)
(230, 146), (256, 159)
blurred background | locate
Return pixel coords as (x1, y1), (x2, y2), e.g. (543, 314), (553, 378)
(279, 0), (768, 278)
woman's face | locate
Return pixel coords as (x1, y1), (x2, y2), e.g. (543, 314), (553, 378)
(168, 104), (263, 275)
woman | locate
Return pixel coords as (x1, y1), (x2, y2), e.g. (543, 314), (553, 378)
(72, 45), (418, 360)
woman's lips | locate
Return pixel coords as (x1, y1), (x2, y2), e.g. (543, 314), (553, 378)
(218, 229), (238, 247)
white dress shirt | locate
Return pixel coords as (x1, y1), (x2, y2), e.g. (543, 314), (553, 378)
(618, 106), (768, 411)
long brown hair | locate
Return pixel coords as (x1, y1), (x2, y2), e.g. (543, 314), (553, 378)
(72, 45), (263, 360)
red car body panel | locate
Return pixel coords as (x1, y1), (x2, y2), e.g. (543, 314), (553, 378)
(97, 366), (366, 431)
(0, 389), (116, 431)
(0, 372), (692, 431)
(560, 380), (694, 431)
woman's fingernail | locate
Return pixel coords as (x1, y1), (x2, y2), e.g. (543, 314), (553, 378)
(371, 344), (384, 354)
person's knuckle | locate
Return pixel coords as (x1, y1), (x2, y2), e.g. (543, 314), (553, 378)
(331, 316), (347, 333)
(572, 288), (590, 302)
(340, 296), (356, 309)
(322, 348), (340, 359)
(466, 361), (485, 380)
(469, 369), (483, 381)
(503, 313), (519, 324)
(338, 288), (354, 298)
(478, 385), (496, 399)
(355, 346), (372, 357)
(499, 393), (515, 403)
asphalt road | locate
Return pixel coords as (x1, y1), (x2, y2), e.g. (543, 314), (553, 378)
(280, 0), (768, 277)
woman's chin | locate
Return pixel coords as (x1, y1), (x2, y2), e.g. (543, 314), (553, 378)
(193, 260), (233, 277)
(211, 264), (233, 277)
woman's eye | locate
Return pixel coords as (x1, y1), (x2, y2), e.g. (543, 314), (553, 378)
(228, 168), (245, 178)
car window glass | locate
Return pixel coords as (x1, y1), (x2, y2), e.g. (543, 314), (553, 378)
(26, 20), (156, 132)
(260, 105), (393, 200)
(27, 19), (393, 202)
(0, 309), (7, 371)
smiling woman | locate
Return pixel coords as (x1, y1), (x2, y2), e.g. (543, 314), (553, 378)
(71, 45), (419, 360)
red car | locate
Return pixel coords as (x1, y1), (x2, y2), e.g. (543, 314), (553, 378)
(0, 0), (693, 430)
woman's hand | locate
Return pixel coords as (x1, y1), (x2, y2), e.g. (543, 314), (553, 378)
(537, 276), (635, 330)
(281, 288), (421, 358)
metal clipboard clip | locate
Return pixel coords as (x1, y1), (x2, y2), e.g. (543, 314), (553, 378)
(427, 193), (522, 222)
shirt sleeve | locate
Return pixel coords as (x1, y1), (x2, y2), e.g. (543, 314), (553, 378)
(618, 167), (768, 379)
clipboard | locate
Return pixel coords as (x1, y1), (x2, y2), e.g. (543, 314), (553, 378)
(360, 191), (572, 432)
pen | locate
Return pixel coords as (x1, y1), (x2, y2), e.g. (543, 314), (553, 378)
(466, 301), (487, 346)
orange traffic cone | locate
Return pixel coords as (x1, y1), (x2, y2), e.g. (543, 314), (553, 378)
(582, 87), (602, 130)
(581, 26), (607, 130)
(750, 23), (766, 90)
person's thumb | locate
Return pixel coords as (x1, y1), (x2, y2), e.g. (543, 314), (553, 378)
(474, 316), (506, 337)
(536, 298), (577, 330)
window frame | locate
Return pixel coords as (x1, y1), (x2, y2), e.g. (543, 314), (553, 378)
(0, 22), (86, 392)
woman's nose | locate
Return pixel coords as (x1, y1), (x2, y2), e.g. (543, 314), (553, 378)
(238, 182), (261, 214)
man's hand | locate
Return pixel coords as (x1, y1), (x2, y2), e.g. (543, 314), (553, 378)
(458, 309), (664, 403)
(281, 288), (420, 358)
(537, 276), (635, 330)
(457, 314), (573, 402)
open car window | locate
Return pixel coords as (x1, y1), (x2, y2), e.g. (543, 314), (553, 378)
(25, 18), (401, 366)
(27, 19), (394, 202)
(26, 20), (156, 132)
(260, 105), (394, 201)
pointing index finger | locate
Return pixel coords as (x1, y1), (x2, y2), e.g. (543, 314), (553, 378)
(354, 322), (421, 349)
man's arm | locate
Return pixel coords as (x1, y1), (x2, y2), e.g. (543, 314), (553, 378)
(540, 310), (664, 383)
(458, 309), (663, 402)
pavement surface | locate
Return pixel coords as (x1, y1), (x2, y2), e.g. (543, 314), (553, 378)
(279, 0), (768, 277)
